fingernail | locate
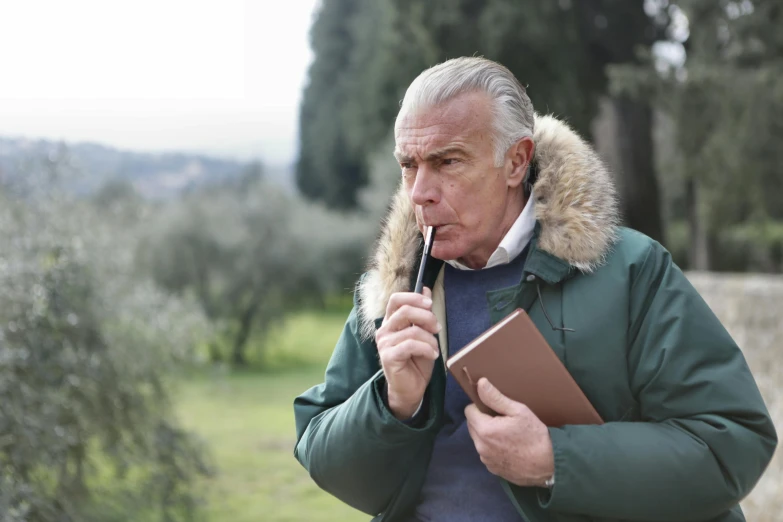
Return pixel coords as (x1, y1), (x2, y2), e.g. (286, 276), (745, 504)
(436, 322), (442, 332)
(423, 297), (432, 307)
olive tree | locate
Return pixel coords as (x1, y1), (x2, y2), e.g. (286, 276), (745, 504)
(0, 151), (211, 521)
(140, 171), (372, 366)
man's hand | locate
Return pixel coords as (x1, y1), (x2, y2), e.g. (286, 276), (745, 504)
(375, 287), (441, 420)
(465, 378), (555, 487)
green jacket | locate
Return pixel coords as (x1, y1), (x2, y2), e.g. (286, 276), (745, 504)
(293, 115), (777, 522)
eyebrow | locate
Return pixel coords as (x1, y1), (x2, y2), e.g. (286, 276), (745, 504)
(394, 146), (467, 164)
(393, 150), (411, 163)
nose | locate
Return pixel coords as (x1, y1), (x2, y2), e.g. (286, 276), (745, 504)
(410, 164), (440, 207)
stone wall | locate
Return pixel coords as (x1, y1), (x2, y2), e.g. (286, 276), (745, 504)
(687, 272), (783, 520)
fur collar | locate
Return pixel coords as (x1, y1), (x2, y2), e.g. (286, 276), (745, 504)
(356, 114), (620, 339)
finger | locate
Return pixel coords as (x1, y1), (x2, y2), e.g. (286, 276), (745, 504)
(381, 339), (440, 366)
(386, 291), (432, 319)
(422, 286), (432, 300)
(476, 378), (522, 417)
(465, 405), (495, 450)
(380, 328), (439, 359)
(465, 406), (480, 442)
(464, 403), (492, 432)
(386, 305), (440, 335)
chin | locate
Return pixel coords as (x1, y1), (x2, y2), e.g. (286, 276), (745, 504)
(431, 242), (463, 262)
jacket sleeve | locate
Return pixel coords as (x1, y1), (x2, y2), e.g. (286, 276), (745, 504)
(293, 294), (439, 516)
(532, 241), (778, 521)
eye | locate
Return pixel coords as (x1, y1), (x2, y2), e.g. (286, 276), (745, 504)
(442, 158), (460, 166)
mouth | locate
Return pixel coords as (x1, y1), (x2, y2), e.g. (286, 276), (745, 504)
(423, 223), (447, 231)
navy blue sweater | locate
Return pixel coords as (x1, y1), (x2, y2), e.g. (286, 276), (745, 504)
(413, 249), (528, 522)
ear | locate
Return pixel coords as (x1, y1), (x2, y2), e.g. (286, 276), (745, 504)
(505, 137), (535, 189)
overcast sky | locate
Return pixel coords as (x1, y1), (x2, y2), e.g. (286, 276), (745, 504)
(0, 0), (319, 165)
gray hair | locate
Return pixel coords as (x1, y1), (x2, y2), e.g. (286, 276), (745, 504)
(395, 57), (535, 167)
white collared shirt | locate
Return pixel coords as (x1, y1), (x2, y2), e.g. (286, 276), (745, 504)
(445, 189), (536, 270)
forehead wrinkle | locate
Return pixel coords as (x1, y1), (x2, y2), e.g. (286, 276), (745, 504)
(395, 100), (492, 163)
(395, 143), (465, 164)
(425, 145), (468, 160)
(396, 130), (475, 163)
(396, 128), (471, 155)
(395, 121), (458, 132)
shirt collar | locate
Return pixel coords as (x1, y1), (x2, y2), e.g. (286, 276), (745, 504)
(446, 189), (537, 271)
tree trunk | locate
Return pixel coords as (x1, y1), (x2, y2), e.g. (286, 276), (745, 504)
(232, 300), (261, 366)
(611, 96), (665, 244)
(686, 177), (710, 270)
(208, 341), (223, 363)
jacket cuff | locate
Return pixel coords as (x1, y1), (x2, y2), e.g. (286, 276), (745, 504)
(379, 383), (428, 427)
(537, 427), (567, 510)
(371, 371), (438, 436)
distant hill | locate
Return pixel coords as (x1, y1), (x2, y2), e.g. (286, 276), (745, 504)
(0, 136), (294, 199)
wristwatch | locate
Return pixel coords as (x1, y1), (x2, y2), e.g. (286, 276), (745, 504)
(544, 474), (555, 488)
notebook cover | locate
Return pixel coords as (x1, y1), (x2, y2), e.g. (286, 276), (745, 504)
(446, 308), (603, 427)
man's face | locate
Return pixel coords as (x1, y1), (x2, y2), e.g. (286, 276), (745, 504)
(394, 91), (528, 268)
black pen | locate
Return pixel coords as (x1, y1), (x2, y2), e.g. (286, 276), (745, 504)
(414, 226), (436, 294)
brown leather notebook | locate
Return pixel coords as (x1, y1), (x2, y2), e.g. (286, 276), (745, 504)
(446, 308), (603, 427)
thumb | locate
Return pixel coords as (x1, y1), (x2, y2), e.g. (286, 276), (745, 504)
(477, 378), (520, 416)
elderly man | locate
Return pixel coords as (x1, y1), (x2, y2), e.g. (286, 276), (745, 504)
(293, 57), (776, 522)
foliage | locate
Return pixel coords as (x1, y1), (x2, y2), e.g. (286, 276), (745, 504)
(140, 168), (372, 366)
(0, 155), (212, 521)
(612, 0), (783, 271)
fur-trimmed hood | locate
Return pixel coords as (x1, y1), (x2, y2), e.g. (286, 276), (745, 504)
(357, 114), (620, 339)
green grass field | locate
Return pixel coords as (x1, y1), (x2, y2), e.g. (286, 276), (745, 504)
(174, 310), (368, 522)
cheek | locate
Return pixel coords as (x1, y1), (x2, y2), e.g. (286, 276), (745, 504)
(448, 193), (482, 229)
(458, 176), (505, 223)
(442, 180), (471, 212)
